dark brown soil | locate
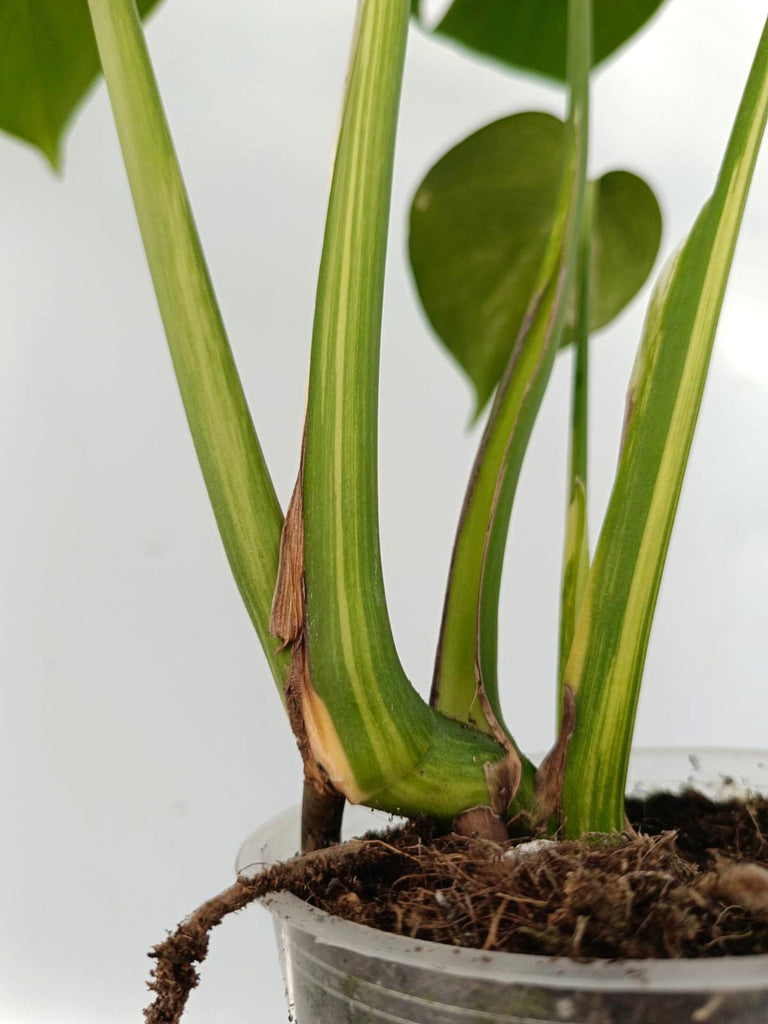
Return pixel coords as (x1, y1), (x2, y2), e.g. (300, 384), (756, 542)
(144, 792), (768, 1024)
(293, 792), (768, 961)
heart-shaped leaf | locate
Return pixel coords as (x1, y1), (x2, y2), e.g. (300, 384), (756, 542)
(589, 170), (662, 329)
(0, 0), (161, 167)
(429, 0), (667, 82)
(409, 112), (661, 413)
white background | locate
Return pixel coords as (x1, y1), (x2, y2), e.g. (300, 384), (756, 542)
(1, 1), (767, 1021)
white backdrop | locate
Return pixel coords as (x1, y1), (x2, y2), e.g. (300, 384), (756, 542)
(1, 1), (767, 1021)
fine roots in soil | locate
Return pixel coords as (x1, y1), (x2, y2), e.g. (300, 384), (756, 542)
(144, 791), (768, 1024)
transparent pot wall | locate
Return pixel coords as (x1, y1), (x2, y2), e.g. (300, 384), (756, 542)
(237, 749), (768, 1024)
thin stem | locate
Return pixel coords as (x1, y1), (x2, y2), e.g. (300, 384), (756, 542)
(86, 0), (287, 691)
(570, 190), (592, 494)
(430, 0), (591, 739)
(561, 13), (768, 835)
(558, 182), (593, 697)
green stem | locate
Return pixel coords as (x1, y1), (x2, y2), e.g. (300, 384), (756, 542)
(570, 192), (591, 493)
(431, 0), (592, 740)
(297, 0), (535, 818)
(558, 182), (592, 697)
(302, 0), (432, 797)
(561, 14), (768, 836)
(86, 0), (287, 691)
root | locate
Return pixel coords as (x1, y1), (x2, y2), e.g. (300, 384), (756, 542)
(143, 839), (368, 1024)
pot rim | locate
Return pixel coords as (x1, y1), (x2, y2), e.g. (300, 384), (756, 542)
(241, 746), (768, 994)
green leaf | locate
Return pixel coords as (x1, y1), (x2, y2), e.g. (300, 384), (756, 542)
(589, 171), (663, 330)
(0, 0), (161, 167)
(409, 113), (661, 415)
(430, 0), (666, 82)
(561, 14), (768, 837)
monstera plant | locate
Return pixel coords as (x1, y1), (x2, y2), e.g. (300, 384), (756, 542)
(4, 0), (768, 1020)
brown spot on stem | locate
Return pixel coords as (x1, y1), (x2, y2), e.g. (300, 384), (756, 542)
(269, 437), (360, 803)
(453, 805), (509, 842)
(473, 658), (521, 815)
(284, 639), (334, 795)
(534, 684), (576, 825)
(483, 754), (522, 820)
(285, 636), (365, 804)
(270, 453), (305, 649)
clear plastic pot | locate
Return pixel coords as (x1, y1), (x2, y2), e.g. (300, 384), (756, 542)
(237, 749), (768, 1024)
